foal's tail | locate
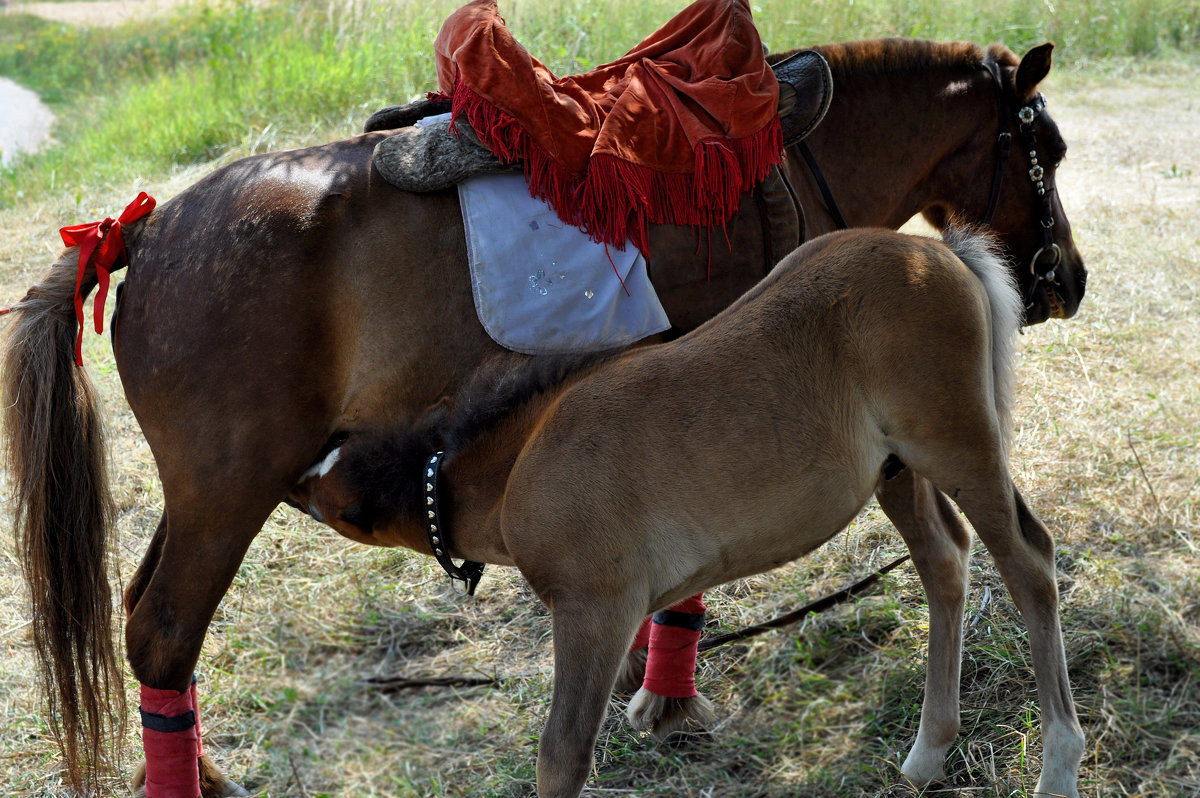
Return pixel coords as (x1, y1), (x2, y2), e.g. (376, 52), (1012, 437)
(943, 226), (1023, 451)
(2, 248), (122, 790)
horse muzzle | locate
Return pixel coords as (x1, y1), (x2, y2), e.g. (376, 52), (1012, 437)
(1026, 241), (1085, 323)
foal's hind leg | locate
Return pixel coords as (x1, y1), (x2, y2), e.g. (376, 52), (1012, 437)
(932, 471), (1084, 797)
(876, 470), (971, 786)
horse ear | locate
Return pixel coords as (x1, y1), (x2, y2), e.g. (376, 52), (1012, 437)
(1015, 43), (1054, 100)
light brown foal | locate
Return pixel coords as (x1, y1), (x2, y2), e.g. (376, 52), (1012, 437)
(296, 227), (1084, 797)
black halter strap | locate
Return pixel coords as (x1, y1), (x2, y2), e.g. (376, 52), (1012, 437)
(981, 59), (1014, 225)
(424, 451), (486, 596)
(982, 58), (1062, 308)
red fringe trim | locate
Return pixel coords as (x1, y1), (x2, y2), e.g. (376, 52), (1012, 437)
(441, 84), (783, 255)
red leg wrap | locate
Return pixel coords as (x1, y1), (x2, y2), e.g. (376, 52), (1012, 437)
(140, 682), (201, 798)
(643, 593), (706, 698)
(631, 615), (653, 650)
(189, 678), (205, 758)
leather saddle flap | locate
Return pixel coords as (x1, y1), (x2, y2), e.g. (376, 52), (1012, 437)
(772, 49), (834, 146)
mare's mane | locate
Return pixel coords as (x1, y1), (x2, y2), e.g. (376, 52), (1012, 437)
(770, 38), (1018, 79)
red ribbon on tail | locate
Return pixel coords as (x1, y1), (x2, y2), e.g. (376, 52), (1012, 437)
(58, 191), (156, 365)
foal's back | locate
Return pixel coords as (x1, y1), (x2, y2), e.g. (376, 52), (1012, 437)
(500, 229), (1005, 604)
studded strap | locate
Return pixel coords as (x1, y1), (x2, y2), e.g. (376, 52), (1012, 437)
(424, 451), (486, 596)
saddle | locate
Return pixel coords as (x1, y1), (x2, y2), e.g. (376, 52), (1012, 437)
(367, 0), (830, 336)
(366, 49), (832, 295)
(367, 48), (831, 193)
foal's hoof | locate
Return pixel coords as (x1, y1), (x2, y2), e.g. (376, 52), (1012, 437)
(899, 757), (947, 788)
(614, 647), (648, 694)
(625, 687), (715, 741)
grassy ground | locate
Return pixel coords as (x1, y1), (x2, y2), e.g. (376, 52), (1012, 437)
(1, 1), (1199, 797)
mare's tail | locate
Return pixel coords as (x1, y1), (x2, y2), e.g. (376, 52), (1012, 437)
(2, 247), (122, 790)
(943, 226), (1023, 451)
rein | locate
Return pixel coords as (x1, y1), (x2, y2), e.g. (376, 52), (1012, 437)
(698, 554), (910, 652)
(424, 451), (486, 596)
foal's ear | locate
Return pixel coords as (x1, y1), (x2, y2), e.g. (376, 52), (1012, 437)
(1016, 43), (1054, 101)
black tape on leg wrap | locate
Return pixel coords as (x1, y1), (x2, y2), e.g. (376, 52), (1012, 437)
(652, 610), (706, 631)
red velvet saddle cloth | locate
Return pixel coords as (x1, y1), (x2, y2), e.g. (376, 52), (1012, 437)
(434, 0), (783, 255)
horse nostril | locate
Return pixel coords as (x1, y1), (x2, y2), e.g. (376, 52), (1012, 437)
(308, 502), (325, 524)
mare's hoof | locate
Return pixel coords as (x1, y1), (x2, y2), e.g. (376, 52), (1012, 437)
(625, 687), (715, 742)
(130, 759), (253, 797)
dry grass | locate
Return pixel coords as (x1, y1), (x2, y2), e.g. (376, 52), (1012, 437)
(2, 60), (1199, 798)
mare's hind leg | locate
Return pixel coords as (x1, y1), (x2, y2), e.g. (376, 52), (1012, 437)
(125, 516), (249, 797)
(538, 593), (646, 798)
(123, 489), (279, 797)
(130, 758), (249, 798)
(875, 469), (971, 786)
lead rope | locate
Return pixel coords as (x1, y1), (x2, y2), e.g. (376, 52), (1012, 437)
(698, 555), (911, 652)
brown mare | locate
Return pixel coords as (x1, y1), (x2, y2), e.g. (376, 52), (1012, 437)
(291, 227), (1084, 797)
(2, 39), (1085, 796)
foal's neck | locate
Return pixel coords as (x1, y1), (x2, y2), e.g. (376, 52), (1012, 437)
(438, 391), (561, 565)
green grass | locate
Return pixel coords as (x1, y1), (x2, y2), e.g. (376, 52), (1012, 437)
(1, 0), (1198, 205)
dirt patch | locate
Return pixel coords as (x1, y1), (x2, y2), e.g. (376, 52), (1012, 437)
(0, 76), (53, 164)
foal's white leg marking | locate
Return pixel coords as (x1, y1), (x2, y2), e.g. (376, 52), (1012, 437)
(1035, 718), (1086, 798)
(300, 446), (342, 481)
(878, 473), (970, 787)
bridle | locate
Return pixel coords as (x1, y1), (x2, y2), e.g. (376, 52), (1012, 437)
(981, 58), (1063, 311)
(797, 59), (1064, 313)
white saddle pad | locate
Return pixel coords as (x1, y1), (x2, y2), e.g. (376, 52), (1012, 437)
(457, 172), (670, 354)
